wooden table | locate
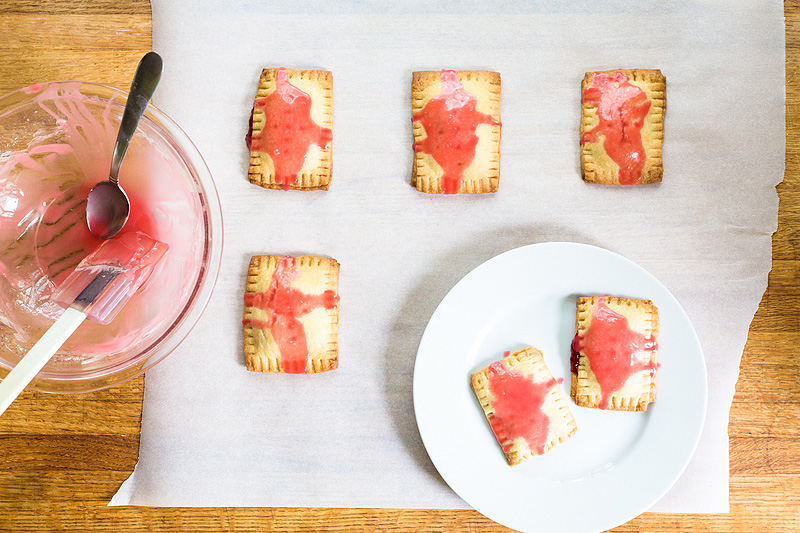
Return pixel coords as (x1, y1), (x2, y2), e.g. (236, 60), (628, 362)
(0, 1), (797, 531)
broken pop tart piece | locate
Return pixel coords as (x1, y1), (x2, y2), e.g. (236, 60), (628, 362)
(471, 347), (577, 466)
(412, 69), (502, 194)
(247, 68), (333, 190)
(570, 296), (659, 411)
(243, 255), (339, 374)
(580, 69), (666, 185)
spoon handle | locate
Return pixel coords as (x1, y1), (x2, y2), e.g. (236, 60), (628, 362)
(109, 51), (163, 184)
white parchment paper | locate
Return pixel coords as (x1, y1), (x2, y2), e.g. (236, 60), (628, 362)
(110, 0), (785, 514)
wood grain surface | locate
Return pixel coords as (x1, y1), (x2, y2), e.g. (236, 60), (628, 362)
(0, 1), (797, 531)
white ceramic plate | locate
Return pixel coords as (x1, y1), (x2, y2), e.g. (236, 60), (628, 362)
(413, 242), (707, 533)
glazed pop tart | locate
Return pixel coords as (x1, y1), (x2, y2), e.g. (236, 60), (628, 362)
(580, 69), (666, 185)
(570, 296), (660, 411)
(412, 69), (502, 194)
(247, 68), (333, 191)
(471, 347), (577, 466)
(243, 255), (339, 374)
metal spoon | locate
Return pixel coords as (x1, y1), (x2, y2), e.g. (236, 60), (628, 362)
(86, 52), (163, 240)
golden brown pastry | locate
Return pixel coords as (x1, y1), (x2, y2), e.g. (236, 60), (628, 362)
(471, 347), (577, 466)
(570, 296), (659, 411)
(247, 68), (333, 190)
(243, 255), (339, 374)
(412, 69), (502, 194)
(580, 69), (666, 185)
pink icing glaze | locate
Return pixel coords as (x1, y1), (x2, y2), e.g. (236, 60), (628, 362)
(0, 82), (203, 363)
(486, 361), (557, 455)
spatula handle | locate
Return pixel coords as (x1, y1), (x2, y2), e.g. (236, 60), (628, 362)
(0, 307), (86, 416)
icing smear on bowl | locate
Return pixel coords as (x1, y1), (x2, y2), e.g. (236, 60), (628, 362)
(0, 82), (204, 372)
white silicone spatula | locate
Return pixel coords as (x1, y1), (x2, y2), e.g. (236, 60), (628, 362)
(0, 232), (167, 416)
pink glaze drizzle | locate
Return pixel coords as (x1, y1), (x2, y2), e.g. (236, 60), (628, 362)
(486, 361), (557, 455)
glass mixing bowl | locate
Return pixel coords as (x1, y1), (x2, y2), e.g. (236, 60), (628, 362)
(0, 81), (223, 393)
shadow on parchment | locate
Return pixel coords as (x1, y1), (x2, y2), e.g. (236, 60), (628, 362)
(381, 222), (599, 493)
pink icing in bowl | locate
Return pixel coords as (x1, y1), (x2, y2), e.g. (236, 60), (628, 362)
(0, 81), (223, 392)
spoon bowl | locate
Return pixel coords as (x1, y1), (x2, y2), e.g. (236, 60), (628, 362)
(86, 180), (131, 240)
(86, 51), (162, 240)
